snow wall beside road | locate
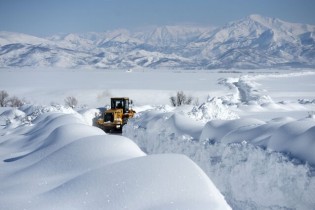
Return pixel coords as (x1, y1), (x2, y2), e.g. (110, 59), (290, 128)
(124, 107), (315, 210)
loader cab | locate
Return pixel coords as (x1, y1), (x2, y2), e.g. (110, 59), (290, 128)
(97, 97), (136, 133)
(111, 97), (130, 113)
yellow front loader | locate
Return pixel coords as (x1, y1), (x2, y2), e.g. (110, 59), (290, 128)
(96, 97), (136, 133)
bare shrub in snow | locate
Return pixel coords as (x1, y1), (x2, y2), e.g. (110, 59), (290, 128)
(170, 91), (192, 107)
(0, 91), (25, 107)
(0, 90), (9, 107)
(170, 96), (176, 107)
(64, 96), (78, 108)
(7, 96), (24, 107)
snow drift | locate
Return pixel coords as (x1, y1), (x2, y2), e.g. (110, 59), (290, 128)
(0, 105), (231, 210)
(124, 106), (315, 210)
(1, 64), (314, 210)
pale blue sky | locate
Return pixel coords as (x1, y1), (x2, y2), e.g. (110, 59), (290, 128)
(0, 0), (314, 36)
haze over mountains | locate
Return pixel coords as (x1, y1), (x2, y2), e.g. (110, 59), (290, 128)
(0, 15), (314, 69)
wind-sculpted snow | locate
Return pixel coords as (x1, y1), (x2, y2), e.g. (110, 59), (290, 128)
(0, 105), (231, 210)
(134, 70), (313, 206)
(124, 108), (315, 210)
(188, 97), (239, 122)
(218, 76), (274, 105)
(218, 71), (315, 109)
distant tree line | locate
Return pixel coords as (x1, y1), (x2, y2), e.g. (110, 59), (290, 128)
(0, 90), (79, 109)
(0, 90), (24, 107)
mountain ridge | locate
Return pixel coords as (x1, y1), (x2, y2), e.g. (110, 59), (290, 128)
(1, 15), (314, 69)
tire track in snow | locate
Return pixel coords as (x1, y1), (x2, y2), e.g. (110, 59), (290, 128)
(219, 75), (274, 105)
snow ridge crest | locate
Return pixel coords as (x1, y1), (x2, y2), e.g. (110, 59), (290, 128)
(0, 14), (314, 69)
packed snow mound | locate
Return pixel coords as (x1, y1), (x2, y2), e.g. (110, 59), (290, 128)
(0, 104), (77, 128)
(199, 118), (266, 144)
(126, 110), (315, 165)
(34, 154), (230, 210)
(0, 108), (26, 129)
(201, 117), (315, 165)
(127, 110), (204, 142)
(268, 118), (315, 164)
(218, 71), (315, 113)
(78, 108), (101, 126)
(127, 98), (238, 142)
(0, 105), (231, 210)
(188, 97), (239, 122)
(219, 75), (274, 105)
(124, 110), (315, 209)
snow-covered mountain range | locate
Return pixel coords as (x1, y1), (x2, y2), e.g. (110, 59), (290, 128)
(1, 15), (314, 69)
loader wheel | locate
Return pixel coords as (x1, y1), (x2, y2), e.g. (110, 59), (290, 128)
(104, 129), (111, 133)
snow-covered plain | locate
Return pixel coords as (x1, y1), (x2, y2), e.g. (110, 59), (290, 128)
(1, 68), (315, 209)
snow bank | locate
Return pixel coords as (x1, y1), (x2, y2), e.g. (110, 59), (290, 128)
(200, 117), (315, 165)
(218, 75), (274, 105)
(0, 105), (231, 210)
(0, 108), (26, 129)
(78, 108), (101, 126)
(124, 109), (315, 210)
(218, 71), (315, 111)
(34, 154), (229, 210)
(188, 97), (239, 122)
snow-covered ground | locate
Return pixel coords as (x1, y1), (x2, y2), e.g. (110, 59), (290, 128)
(0, 68), (231, 106)
(0, 105), (231, 210)
(1, 68), (315, 209)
